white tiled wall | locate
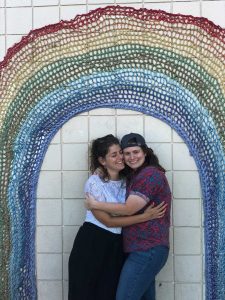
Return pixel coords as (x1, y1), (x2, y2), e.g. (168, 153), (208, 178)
(36, 109), (204, 300)
(1, 1), (224, 299)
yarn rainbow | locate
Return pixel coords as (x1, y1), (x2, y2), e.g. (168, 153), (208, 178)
(0, 5), (224, 300)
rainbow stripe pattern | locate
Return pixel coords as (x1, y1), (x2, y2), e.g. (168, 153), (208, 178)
(0, 5), (224, 300)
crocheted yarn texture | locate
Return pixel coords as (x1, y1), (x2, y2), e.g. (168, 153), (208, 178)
(0, 5), (224, 300)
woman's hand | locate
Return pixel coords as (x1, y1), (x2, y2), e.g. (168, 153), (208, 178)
(142, 202), (167, 221)
(85, 193), (99, 210)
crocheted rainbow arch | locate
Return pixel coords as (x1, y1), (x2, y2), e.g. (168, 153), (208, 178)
(0, 5), (224, 300)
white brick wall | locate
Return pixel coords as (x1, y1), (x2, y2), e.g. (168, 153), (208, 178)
(36, 109), (204, 300)
(1, 1), (224, 299)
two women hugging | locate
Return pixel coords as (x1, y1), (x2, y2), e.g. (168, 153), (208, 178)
(69, 133), (171, 300)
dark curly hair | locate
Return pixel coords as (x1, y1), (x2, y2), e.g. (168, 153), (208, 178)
(90, 134), (122, 181)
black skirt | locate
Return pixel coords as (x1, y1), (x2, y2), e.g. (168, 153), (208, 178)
(68, 222), (125, 300)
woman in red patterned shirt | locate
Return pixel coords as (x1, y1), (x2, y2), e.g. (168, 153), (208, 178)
(86, 133), (171, 300)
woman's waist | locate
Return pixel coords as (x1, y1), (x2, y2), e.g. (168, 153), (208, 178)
(122, 221), (170, 239)
(84, 213), (122, 234)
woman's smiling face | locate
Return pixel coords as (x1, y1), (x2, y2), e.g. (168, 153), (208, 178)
(99, 144), (125, 176)
(123, 146), (146, 170)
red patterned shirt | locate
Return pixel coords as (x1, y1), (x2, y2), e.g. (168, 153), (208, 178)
(123, 166), (171, 252)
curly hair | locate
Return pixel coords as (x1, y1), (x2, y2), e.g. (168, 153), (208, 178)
(90, 134), (121, 181)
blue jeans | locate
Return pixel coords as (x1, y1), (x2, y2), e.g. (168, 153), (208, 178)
(116, 245), (169, 300)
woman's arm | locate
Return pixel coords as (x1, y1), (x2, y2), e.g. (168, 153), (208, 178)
(91, 201), (167, 227)
(86, 193), (149, 216)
